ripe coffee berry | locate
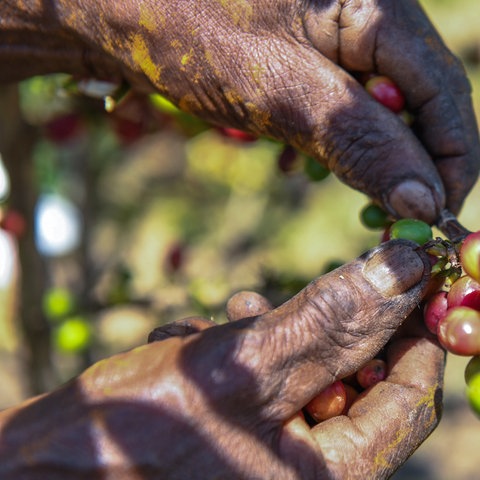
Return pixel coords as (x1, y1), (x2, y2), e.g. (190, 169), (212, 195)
(447, 275), (480, 310)
(356, 358), (388, 389)
(424, 291), (448, 335)
(437, 306), (480, 356)
(304, 381), (346, 422)
(277, 145), (299, 175)
(216, 127), (257, 143)
(460, 231), (480, 283)
(365, 76), (406, 113)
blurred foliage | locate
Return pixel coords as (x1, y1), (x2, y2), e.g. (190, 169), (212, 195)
(2, 71), (382, 385)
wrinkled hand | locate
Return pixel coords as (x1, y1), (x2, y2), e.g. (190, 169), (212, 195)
(54, 0), (480, 221)
(0, 241), (445, 479)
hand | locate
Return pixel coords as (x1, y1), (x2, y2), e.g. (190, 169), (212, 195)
(44, 0), (480, 221)
(0, 241), (445, 479)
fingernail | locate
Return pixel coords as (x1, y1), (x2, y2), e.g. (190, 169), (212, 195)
(387, 180), (440, 224)
(363, 242), (426, 297)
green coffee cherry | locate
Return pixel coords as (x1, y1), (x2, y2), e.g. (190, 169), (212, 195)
(360, 204), (390, 230)
(304, 157), (330, 182)
(389, 218), (433, 245)
(466, 373), (480, 418)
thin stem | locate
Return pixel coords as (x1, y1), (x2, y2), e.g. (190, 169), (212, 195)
(435, 209), (472, 243)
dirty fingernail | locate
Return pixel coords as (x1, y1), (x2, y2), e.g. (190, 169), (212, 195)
(147, 316), (215, 343)
(363, 242), (426, 297)
(387, 180), (441, 224)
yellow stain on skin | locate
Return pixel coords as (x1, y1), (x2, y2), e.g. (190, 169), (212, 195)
(246, 101), (271, 129)
(178, 94), (202, 114)
(181, 48), (194, 66)
(373, 428), (409, 469)
(225, 89), (244, 106)
(131, 34), (162, 84)
(139, 3), (164, 31)
(414, 384), (440, 429)
(373, 384), (439, 470)
(217, 0), (253, 27)
(193, 72), (203, 84)
(250, 63), (266, 85)
(204, 50), (223, 78)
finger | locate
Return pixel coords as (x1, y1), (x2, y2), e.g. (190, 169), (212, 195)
(121, 4), (451, 222)
(264, 46), (445, 223)
(375, 1), (479, 214)
(147, 316), (216, 343)
(226, 290), (273, 322)
(331, 0), (480, 215)
(186, 240), (431, 422)
(309, 334), (445, 479)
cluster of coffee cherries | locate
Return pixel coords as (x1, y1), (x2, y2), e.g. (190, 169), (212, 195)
(423, 230), (480, 417)
(357, 74), (480, 418)
(360, 202), (480, 418)
(300, 213), (444, 423)
(305, 73), (480, 422)
(302, 358), (388, 423)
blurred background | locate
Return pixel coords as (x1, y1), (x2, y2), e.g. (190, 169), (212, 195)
(0, 0), (479, 477)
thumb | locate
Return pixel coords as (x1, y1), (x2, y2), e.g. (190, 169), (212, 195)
(196, 240), (431, 423)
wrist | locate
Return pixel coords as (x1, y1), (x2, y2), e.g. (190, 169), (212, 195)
(0, 384), (95, 478)
(1, 1), (123, 84)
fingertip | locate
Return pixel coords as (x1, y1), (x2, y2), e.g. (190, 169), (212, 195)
(386, 179), (445, 224)
(362, 240), (430, 298)
(226, 290), (273, 322)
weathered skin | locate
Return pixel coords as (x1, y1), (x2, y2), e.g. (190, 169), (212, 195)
(0, 241), (445, 479)
(2, 0), (479, 221)
(0, 2), (466, 477)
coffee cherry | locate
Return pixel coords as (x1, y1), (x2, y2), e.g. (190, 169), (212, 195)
(466, 374), (480, 418)
(304, 156), (330, 182)
(356, 358), (388, 389)
(360, 203), (390, 230)
(365, 76), (406, 113)
(424, 291), (448, 335)
(389, 218), (433, 245)
(447, 275), (480, 311)
(304, 380), (346, 422)
(437, 306), (480, 356)
(465, 356), (480, 418)
(465, 356), (480, 385)
(277, 145), (299, 175)
(342, 383), (360, 414)
(216, 127), (257, 143)
(460, 231), (480, 283)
